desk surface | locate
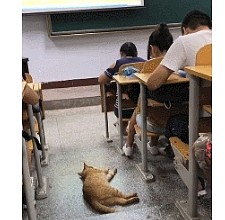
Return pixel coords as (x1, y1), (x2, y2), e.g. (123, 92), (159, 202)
(135, 73), (189, 85)
(184, 65), (212, 81)
(113, 75), (139, 84)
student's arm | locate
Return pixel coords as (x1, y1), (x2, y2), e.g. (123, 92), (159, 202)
(146, 65), (173, 90)
(147, 37), (186, 90)
(98, 73), (111, 84)
(98, 63), (116, 85)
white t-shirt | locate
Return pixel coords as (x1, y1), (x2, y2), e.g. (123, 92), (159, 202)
(161, 29), (212, 72)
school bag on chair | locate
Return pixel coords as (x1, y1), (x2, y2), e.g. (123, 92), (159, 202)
(163, 114), (189, 158)
(165, 113), (189, 144)
(147, 82), (189, 108)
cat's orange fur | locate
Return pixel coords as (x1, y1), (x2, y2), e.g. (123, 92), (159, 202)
(78, 163), (139, 214)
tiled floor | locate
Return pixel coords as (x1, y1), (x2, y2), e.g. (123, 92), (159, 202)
(33, 104), (212, 220)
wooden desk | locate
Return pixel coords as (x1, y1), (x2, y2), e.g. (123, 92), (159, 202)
(174, 65), (212, 219)
(113, 75), (139, 84)
(184, 65), (212, 81)
(112, 75), (139, 151)
(134, 72), (189, 181)
(136, 72), (189, 85)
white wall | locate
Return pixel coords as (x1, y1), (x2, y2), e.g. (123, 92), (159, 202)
(22, 15), (181, 83)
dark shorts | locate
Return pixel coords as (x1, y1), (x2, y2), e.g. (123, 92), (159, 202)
(114, 107), (134, 119)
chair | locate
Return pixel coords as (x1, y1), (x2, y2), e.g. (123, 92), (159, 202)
(195, 43), (212, 118)
(170, 44), (212, 167)
(195, 43), (212, 65)
(22, 73), (49, 166)
(134, 56), (190, 154)
(133, 57), (165, 146)
(140, 56), (163, 74)
(195, 43), (212, 106)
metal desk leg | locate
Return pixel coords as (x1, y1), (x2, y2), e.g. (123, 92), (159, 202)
(135, 84), (154, 182)
(115, 82), (124, 154)
(27, 104), (49, 200)
(102, 85), (112, 143)
(176, 75), (202, 219)
(39, 109), (48, 151)
(35, 110), (49, 166)
(22, 138), (37, 220)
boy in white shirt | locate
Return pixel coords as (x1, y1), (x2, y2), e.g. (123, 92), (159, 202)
(147, 10), (212, 91)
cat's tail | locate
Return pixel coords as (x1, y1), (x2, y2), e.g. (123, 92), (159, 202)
(90, 200), (115, 214)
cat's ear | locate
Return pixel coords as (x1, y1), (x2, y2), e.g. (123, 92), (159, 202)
(78, 167), (84, 179)
(78, 163), (86, 178)
(84, 162), (88, 169)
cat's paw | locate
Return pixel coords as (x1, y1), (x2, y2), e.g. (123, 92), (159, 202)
(133, 197), (140, 203)
(132, 192), (138, 197)
(108, 168), (117, 176)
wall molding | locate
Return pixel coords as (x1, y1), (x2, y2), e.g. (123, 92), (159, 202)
(42, 77), (98, 89)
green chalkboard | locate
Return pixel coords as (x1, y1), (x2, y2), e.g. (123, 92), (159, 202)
(48, 0), (211, 36)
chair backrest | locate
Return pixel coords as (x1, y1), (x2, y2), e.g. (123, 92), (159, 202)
(24, 73), (33, 83)
(195, 44), (212, 65)
(118, 62), (145, 75)
(141, 56), (163, 73)
(195, 44), (212, 108)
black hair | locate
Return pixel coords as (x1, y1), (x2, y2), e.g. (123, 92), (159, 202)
(181, 24), (185, 35)
(182, 10), (212, 30)
(147, 23), (173, 59)
(120, 42), (138, 57)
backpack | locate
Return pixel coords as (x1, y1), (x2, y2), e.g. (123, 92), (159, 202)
(122, 66), (141, 105)
(127, 83), (140, 104)
(147, 82), (189, 105)
(164, 114), (189, 144)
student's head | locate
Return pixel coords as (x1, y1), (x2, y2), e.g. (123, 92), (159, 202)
(181, 10), (212, 35)
(120, 42), (138, 58)
(147, 23), (173, 59)
(181, 23), (185, 35)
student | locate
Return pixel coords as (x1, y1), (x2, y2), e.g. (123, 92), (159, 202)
(145, 10), (211, 158)
(146, 9), (212, 91)
(98, 42), (146, 119)
(124, 10), (212, 158)
(122, 24), (173, 157)
(146, 10), (212, 194)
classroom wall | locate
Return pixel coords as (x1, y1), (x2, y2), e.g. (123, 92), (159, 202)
(22, 15), (181, 83)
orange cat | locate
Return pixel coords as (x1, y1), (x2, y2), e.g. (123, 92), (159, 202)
(78, 163), (139, 214)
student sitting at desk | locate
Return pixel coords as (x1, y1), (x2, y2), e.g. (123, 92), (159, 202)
(145, 10), (211, 153)
(145, 10), (212, 194)
(146, 9), (212, 91)
(122, 24), (174, 157)
(98, 42), (146, 119)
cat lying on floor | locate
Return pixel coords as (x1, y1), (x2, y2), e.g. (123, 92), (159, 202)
(78, 163), (139, 214)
